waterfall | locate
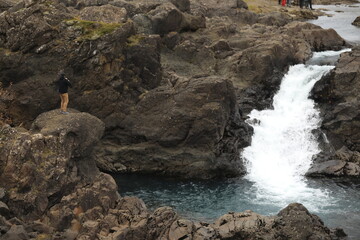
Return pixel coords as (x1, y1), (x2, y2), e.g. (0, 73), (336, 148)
(242, 49), (351, 210)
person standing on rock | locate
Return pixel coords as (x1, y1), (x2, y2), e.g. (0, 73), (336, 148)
(55, 70), (72, 114)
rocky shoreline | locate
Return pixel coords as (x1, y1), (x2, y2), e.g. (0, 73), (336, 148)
(0, 111), (348, 239)
(0, 0), (359, 239)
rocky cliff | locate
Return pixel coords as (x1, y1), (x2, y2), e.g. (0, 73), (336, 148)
(0, 0), (347, 179)
(309, 47), (360, 177)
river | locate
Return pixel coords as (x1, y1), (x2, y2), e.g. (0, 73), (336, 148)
(308, 2), (360, 45)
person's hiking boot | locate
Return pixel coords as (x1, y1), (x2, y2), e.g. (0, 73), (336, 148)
(61, 111), (69, 115)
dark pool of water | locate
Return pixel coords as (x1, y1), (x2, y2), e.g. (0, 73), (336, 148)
(113, 173), (360, 239)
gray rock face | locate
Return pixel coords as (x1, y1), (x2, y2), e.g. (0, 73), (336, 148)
(96, 76), (252, 178)
(311, 47), (360, 169)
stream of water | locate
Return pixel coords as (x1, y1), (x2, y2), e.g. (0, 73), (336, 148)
(114, 49), (360, 239)
(309, 2), (360, 45)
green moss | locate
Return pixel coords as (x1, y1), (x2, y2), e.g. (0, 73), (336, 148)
(0, 48), (13, 56)
(36, 234), (52, 240)
(65, 18), (122, 41)
(40, 147), (55, 160)
(126, 34), (145, 47)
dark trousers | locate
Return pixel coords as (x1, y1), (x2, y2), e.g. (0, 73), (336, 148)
(299, 0), (305, 8)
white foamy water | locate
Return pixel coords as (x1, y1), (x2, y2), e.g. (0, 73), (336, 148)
(242, 49), (351, 211)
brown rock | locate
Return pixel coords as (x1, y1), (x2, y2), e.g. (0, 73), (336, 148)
(1, 224), (29, 240)
(97, 76), (252, 179)
(79, 5), (128, 23)
(311, 48), (360, 152)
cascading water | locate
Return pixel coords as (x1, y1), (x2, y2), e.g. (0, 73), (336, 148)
(242, 49), (351, 210)
(114, 49), (360, 238)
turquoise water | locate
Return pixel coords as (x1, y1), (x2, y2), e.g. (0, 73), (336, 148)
(114, 174), (360, 239)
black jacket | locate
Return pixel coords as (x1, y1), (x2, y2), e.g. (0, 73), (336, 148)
(56, 74), (72, 94)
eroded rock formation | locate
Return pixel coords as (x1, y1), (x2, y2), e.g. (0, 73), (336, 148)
(0, 0), (349, 180)
(309, 47), (360, 177)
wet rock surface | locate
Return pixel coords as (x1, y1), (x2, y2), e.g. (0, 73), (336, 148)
(310, 47), (360, 177)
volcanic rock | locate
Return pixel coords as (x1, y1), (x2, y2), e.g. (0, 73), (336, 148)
(311, 48), (360, 152)
(96, 76), (253, 178)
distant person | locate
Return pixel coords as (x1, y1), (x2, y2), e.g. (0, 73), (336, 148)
(307, 0), (313, 10)
(287, 0), (292, 7)
(55, 70), (72, 114)
(282, 0), (286, 6)
(299, 0), (305, 8)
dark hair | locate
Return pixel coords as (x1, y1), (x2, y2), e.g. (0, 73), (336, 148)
(58, 69), (65, 76)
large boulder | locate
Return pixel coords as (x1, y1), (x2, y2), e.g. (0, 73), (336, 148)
(147, 2), (205, 35)
(31, 109), (105, 158)
(0, 110), (104, 221)
(96, 76), (253, 179)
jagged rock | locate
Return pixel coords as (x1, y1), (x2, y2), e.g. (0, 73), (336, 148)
(0, 0), (14, 12)
(0, 224), (29, 240)
(0, 215), (11, 236)
(285, 22), (346, 51)
(168, 219), (194, 239)
(311, 48), (360, 153)
(0, 202), (10, 219)
(0, 0), (70, 52)
(79, 5), (128, 23)
(169, 0), (190, 12)
(147, 2), (205, 35)
(213, 210), (273, 239)
(352, 16), (360, 27)
(275, 203), (333, 240)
